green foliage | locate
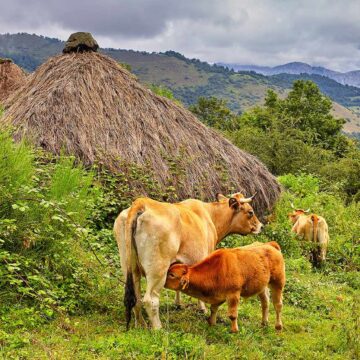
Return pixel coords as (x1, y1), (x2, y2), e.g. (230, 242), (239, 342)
(0, 133), (104, 323)
(149, 84), (178, 102)
(118, 62), (132, 72)
(264, 82), (345, 150)
(189, 96), (239, 130)
(235, 80), (347, 150)
(221, 80), (360, 199)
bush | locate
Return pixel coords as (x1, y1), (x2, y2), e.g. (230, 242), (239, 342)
(0, 132), (103, 321)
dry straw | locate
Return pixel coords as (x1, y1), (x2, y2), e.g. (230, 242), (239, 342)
(0, 59), (27, 103)
(1, 51), (280, 215)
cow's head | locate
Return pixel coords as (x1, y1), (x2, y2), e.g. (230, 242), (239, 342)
(165, 264), (189, 291)
(288, 204), (310, 224)
(216, 192), (263, 235)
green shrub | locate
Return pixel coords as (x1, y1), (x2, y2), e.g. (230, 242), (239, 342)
(0, 132), (104, 322)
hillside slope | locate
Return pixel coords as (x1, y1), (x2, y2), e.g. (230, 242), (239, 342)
(1, 33), (360, 135)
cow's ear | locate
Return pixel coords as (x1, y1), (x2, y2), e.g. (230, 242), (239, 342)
(180, 276), (189, 290)
(216, 193), (227, 202)
(229, 197), (240, 211)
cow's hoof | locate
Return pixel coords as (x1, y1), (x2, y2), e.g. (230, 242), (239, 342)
(134, 313), (147, 327)
(197, 308), (207, 315)
(151, 325), (162, 330)
(135, 320), (148, 329)
(230, 328), (238, 333)
(275, 324), (283, 331)
(207, 318), (216, 326)
(261, 321), (269, 327)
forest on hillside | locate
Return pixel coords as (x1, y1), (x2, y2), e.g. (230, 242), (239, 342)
(0, 79), (359, 358)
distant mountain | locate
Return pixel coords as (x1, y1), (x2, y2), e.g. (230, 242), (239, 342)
(1, 33), (360, 136)
(220, 61), (360, 88)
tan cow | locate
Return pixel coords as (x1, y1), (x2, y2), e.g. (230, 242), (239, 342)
(114, 192), (262, 330)
(288, 207), (329, 266)
(165, 242), (285, 333)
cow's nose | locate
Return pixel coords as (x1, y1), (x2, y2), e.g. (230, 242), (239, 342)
(252, 222), (263, 234)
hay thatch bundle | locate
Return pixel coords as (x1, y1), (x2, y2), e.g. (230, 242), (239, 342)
(1, 50), (280, 215)
(0, 59), (26, 104)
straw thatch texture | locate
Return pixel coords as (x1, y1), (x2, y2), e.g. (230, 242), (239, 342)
(0, 59), (26, 104)
(1, 52), (280, 215)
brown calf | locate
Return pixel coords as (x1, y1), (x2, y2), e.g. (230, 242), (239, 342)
(165, 242), (285, 333)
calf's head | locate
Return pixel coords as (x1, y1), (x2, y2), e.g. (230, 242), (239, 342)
(217, 192), (263, 235)
(165, 264), (189, 291)
(288, 204), (310, 224)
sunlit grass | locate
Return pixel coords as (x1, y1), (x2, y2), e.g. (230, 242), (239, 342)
(1, 267), (358, 359)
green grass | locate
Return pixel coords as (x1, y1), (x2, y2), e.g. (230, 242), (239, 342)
(1, 265), (359, 359)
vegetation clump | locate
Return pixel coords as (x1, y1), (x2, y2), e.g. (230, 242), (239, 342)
(191, 80), (360, 201)
(62, 32), (99, 53)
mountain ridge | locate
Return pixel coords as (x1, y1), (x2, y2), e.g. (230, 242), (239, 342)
(1, 33), (360, 136)
(219, 61), (360, 88)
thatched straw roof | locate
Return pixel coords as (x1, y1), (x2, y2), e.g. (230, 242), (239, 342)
(0, 58), (26, 104)
(1, 50), (280, 215)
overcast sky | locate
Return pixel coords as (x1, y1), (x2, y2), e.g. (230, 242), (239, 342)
(1, 0), (360, 71)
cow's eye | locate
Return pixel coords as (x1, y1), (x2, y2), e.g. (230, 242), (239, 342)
(248, 211), (254, 218)
(168, 273), (175, 279)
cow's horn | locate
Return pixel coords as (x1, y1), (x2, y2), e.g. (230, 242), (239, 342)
(239, 192), (257, 204)
(304, 208), (310, 213)
(290, 202), (295, 209)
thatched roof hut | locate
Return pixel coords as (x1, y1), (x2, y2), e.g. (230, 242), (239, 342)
(0, 58), (26, 104)
(1, 35), (280, 215)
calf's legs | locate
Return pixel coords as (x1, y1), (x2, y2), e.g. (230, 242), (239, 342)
(270, 285), (283, 330)
(174, 291), (182, 308)
(258, 288), (270, 326)
(198, 300), (207, 313)
(227, 294), (240, 333)
(208, 303), (221, 326)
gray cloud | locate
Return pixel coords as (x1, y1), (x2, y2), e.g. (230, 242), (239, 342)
(0, 0), (359, 71)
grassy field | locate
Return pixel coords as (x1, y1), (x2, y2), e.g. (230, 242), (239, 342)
(0, 99), (359, 359)
(2, 255), (359, 360)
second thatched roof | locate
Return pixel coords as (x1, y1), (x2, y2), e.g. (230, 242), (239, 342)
(1, 50), (280, 215)
(0, 58), (26, 104)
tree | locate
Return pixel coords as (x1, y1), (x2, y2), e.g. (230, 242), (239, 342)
(237, 80), (348, 153)
(189, 96), (239, 130)
(268, 80), (346, 150)
(224, 81), (360, 198)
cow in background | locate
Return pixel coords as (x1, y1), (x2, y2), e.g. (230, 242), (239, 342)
(114, 192), (263, 330)
(288, 205), (329, 267)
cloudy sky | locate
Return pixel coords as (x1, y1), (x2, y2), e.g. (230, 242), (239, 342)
(1, 0), (360, 71)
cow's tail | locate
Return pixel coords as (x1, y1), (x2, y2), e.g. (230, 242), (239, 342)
(124, 200), (144, 331)
(311, 214), (320, 267)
